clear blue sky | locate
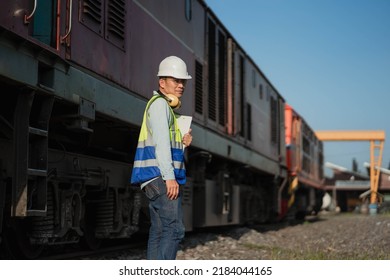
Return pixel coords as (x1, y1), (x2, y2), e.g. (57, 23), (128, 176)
(205, 0), (390, 176)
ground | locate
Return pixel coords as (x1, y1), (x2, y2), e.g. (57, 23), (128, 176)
(87, 212), (390, 260)
(176, 212), (390, 260)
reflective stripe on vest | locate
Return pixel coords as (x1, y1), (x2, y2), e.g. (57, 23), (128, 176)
(130, 95), (186, 185)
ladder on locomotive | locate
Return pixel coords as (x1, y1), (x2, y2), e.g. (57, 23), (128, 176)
(13, 90), (54, 217)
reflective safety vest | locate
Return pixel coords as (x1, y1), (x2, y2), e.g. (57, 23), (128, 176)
(130, 95), (186, 185)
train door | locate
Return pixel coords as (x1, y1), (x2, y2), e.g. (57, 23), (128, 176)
(25, 0), (72, 55)
(31, 0), (58, 48)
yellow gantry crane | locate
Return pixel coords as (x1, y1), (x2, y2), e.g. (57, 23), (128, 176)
(315, 130), (385, 205)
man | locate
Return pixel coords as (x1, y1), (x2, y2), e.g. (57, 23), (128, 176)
(131, 56), (193, 259)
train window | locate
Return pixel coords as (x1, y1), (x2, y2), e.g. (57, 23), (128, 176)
(259, 84), (263, 99)
(185, 0), (192, 21)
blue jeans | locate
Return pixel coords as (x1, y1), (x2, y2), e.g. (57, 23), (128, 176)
(143, 177), (185, 260)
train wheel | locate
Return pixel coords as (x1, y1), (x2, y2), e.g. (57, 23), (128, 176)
(2, 219), (44, 259)
(1, 190), (45, 259)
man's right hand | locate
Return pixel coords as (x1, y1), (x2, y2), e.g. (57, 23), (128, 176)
(165, 179), (179, 200)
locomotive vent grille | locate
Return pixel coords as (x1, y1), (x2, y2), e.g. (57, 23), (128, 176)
(81, 0), (103, 35)
(107, 0), (126, 41)
(207, 19), (217, 121)
(83, 0), (102, 24)
(195, 60), (204, 114)
(81, 0), (126, 49)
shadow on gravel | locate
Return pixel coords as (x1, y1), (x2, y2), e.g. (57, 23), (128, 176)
(180, 214), (329, 251)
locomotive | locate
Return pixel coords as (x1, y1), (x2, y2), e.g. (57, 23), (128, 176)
(0, 0), (324, 258)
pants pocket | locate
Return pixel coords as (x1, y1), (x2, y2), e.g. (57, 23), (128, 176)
(143, 182), (161, 201)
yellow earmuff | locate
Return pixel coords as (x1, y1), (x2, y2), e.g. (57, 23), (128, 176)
(165, 94), (181, 109)
(159, 92), (181, 109)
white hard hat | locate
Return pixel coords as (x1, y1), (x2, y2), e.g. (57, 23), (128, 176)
(157, 56), (192, 79)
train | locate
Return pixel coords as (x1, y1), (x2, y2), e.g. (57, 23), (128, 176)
(0, 0), (324, 259)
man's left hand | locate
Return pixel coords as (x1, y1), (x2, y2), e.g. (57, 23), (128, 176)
(182, 128), (193, 147)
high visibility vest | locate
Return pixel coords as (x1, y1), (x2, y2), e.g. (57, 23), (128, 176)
(130, 95), (186, 185)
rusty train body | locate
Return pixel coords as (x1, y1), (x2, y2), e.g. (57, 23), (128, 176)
(0, 0), (324, 258)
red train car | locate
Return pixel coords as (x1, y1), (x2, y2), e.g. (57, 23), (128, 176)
(284, 104), (325, 218)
